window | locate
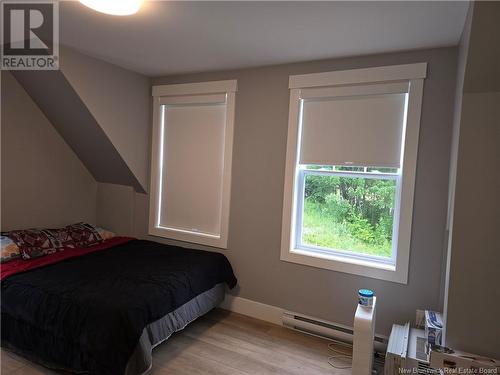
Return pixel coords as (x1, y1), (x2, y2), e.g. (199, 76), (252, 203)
(299, 166), (398, 261)
(149, 80), (237, 248)
(281, 64), (426, 283)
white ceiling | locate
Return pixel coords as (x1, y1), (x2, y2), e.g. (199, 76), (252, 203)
(60, 1), (469, 77)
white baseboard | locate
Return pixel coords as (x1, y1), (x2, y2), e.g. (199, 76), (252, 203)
(220, 294), (388, 353)
(220, 294), (284, 326)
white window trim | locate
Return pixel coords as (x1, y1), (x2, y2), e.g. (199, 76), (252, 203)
(149, 80), (237, 248)
(281, 63), (426, 284)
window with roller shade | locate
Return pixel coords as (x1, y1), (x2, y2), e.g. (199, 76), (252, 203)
(149, 81), (236, 248)
(281, 64), (426, 283)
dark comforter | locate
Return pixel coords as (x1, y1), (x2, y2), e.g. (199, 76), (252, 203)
(1, 239), (237, 375)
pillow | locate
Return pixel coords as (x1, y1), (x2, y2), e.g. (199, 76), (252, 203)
(65, 222), (103, 247)
(46, 227), (76, 248)
(0, 235), (21, 263)
(7, 229), (61, 260)
(95, 227), (116, 241)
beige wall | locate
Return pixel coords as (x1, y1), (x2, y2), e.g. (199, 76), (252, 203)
(98, 47), (458, 336)
(446, 91), (500, 358)
(1, 71), (97, 230)
(462, 2), (500, 94)
(96, 182), (135, 236)
(444, 2), (500, 359)
(442, 0), (472, 351)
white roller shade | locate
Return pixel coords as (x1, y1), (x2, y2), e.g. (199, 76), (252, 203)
(159, 103), (226, 236)
(299, 92), (407, 168)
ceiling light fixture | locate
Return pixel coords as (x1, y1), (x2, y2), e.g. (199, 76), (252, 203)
(79, 0), (142, 16)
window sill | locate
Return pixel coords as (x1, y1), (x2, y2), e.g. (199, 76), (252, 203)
(281, 247), (408, 284)
(149, 226), (227, 249)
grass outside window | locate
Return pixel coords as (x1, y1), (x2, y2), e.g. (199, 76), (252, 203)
(300, 172), (397, 258)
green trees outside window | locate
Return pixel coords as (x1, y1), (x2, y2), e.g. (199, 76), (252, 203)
(301, 171), (396, 258)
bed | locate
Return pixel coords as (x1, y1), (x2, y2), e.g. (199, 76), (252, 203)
(1, 237), (237, 375)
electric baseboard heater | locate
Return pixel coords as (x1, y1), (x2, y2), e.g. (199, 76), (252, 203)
(282, 304), (386, 353)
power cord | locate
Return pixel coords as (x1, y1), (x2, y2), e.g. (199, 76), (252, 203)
(327, 339), (353, 370)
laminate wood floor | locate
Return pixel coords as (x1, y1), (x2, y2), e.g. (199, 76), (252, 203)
(1, 309), (352, 374)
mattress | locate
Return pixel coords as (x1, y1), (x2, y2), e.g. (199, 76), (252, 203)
(1, 238), (237, 375)
(125, 282), (225, 375)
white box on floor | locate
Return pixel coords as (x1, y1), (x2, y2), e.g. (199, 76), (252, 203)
(385, 324), (435, 375)
(430, 348), (500, 372)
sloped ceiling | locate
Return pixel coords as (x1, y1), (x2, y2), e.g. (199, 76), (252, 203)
(12, 69), (146, 193)
(11, 46), (150, 193)
(1, 71), (97, 231)
(59, 47), (150, 190)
